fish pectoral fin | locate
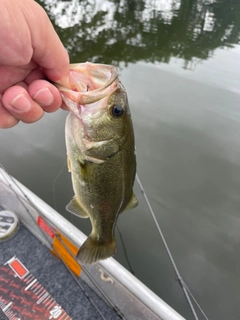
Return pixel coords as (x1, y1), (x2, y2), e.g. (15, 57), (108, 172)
(85, 155), (105, 164)
(78, 159), (88, 180)
(123, 193), (138, 211)
(66, 197), (89, 218)
(83, 140), (120, 162)
(67, 155), (71, 172)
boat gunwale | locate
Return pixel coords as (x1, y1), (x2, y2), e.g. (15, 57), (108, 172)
(0, 168), (185, 320)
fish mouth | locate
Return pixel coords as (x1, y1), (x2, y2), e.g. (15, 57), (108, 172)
(55, 62), (119, 119)
(68, 62), (118, 93)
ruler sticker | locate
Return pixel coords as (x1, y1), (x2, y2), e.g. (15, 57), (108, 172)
(0, 256), (72, 320)
(5, 257), (29, 279)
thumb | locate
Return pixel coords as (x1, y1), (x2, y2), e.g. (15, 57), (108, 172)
(21, 0), (70, 82)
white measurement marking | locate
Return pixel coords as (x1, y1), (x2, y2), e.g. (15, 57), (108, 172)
(9, 313), (15, 320)
(7, 309), (13, 318)
(33, 284), (40, 292)
(58, 313), (66, 320)
(49, 305), (62, 319)
(33, 285), (38, 292)
(10, 313), (16, 320)
(2, 301), (12, 312)
(43, 295), (51, 304)
(24, 274), (29, 281)
(25, 278), (37, 291)
(4, 256), (16, 265)
(37, 292), (49, 304)
(36, 287), (44, 295)
(38, 289), (46, 298)
(0, 299), (5, 308)
(26, 275), (34, 283)
(45, 297), (54, 307)
(31, 281), (38, 290)
(42, 292), (50, 303)
(34, 286), (43, 295)
(48, 301), (55, 310)
(24, 274), (33, 282)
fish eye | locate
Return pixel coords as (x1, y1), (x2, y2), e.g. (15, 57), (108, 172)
(111, 104), (124, 117)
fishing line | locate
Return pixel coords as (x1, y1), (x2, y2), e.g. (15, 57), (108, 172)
(136, 173), (206, 320)
(182, 280), (209, 320)
(0, 163), (125, 320)
(116, 225), (135, 275)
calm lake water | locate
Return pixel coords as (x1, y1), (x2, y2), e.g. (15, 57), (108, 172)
(1, 1), (240, 319)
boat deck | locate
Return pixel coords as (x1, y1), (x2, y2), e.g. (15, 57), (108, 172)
(0, 223), (119, 320)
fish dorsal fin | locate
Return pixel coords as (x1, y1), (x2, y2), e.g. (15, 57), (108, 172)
(124, 193), (138, 211)
(66, 197), (89, 218)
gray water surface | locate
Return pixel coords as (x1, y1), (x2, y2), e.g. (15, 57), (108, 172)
(1, 1), (240, 319)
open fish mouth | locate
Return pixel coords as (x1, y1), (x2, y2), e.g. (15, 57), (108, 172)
(55, 62), (119, 119)
(66, 62), (118, 93)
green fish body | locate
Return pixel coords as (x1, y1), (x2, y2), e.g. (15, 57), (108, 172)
(56, 63), (137, 265)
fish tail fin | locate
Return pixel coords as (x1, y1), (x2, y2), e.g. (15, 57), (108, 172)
(76, 235), (116, 265)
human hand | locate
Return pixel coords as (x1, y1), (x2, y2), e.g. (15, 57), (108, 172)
(0, 0), (70, 128)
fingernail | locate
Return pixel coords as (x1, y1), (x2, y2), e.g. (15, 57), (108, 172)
(10, 94), (31, 112)
(33, 88), (54, 106)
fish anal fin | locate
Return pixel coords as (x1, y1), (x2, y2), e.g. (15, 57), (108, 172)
(76, 235), (116, 265)
(124, 193), (138, 212)
(66, 197), (88, 218)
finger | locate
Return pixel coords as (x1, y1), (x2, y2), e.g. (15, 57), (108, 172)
(24, 2), (70, 82)
(0, 96), (19, 128)
(0, 65), (32, 94)
(2, 86), (44, 123)
(24, 67), (46, 85)
(28, 80), (62, 113)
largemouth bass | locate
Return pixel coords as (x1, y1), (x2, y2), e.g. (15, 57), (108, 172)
(56, 62), (138, 265)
